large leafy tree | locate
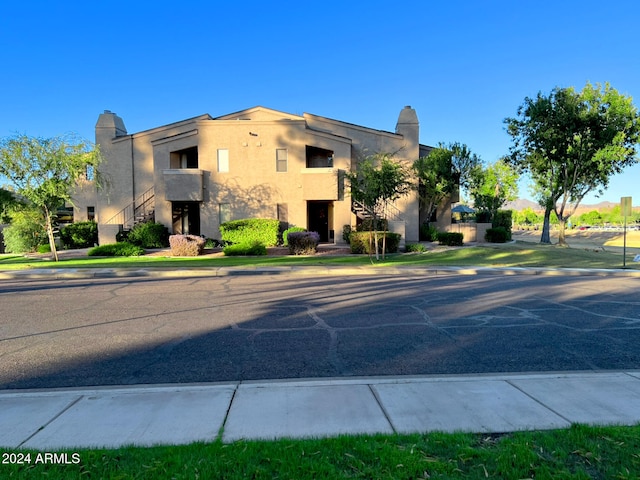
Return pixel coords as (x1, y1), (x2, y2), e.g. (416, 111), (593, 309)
(347, 153), (412, 260)
(413, 143), (481, 225)
(0, 134), (101, 260)
(468, 159), (519, 221)
(505, 82), (640, 245)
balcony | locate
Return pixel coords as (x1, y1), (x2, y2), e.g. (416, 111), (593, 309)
(301, 168), (342, 200)
(162, 169), (204, 201)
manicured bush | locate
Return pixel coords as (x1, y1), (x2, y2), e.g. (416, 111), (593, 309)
(342, 225), (353, 244)
(2, 209), (46, 253)
(60, 221), (98, 248)
(282, 226), (306, 246)
(88, 242), (144, 256)
(419, 223), (439, 242)
(127, 222), (170, 248)
(169, 234), (205, 256)
(288, 231), (320, 255)
(220, 218), (280, 247)
(492, 210), (513, 240)
(223, 241), (267, 256)
(493, 209), (513, 229)
(485, 226), (510, 243)
(356, 218), (388, 232)
(349, 231), (401, 254)
(437, 232), (464, 246)
(405, 243), (427, 253)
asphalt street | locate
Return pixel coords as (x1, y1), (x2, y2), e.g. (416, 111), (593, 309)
(1, 273), (640, 389)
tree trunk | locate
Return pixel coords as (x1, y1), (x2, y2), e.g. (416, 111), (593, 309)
(557, 217), (568, 246)
(43, 206), (59, 262)
(373, 216), (380, 261)
(540, 207), (552, 244)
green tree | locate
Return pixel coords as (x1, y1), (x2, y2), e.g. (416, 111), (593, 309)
(2, 208), (46, 253)
(0, 134), (101, 260)
(505, 82), (640, 245)
(514, 207), (540, 227)
(0, 188), (23, 224)
(468, 159), (519, 222)
(578, 210), (603, 226)
(413, 143), (481, 225)
(347, 153), (412, 260)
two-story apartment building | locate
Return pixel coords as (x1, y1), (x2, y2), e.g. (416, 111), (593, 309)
(74, 106), (453, 245)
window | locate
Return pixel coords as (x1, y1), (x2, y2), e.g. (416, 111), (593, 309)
(86, 165), (95, 181)
(87, 206), (95, 222)
(306, 146), (333, 168)
(276, 148), (288, 172)
(219, 203), (231, 224)
(217, 149), (229, 173)
(170, 146), (198, 168)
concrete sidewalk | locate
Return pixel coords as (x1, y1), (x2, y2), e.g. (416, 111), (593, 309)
(2, 371), (640, 450)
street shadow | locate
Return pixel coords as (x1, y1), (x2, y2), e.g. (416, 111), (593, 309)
(2, 273), (640, 390)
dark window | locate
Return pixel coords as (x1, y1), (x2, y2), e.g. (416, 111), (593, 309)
(306, 146), (333, 168)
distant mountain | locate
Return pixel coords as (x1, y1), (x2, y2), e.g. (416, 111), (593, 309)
(503, 199), (540, 211)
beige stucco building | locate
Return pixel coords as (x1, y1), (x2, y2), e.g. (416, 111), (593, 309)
(75, 106), (453, 245)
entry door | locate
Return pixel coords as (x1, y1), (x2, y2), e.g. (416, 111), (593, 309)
(307, 201), (330, 242)
(172, 202), (201, 235)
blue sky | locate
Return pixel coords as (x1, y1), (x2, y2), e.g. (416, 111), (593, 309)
(1, 0), (638, 205)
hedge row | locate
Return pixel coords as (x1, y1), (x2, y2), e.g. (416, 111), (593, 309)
(220, 218), (280, 247)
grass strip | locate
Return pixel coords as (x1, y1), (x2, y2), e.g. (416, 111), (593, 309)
(4, 424), (640, 479)
(0, 242), (638, 271)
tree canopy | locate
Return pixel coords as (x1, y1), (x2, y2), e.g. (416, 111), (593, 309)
(505, 82), (640, 245)
(0, 134), (101, 260)
(413, 142), (481, 224)
(347, 152), (412, 260)
(467, 159), (519, 221)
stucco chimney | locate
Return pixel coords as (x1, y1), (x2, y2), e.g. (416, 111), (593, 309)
(95, 110), (128, 140)
(395, 105), (419, 146)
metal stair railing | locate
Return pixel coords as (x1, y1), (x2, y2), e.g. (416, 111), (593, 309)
(352, 198), (404, 222)
(104, 186), (155, 230)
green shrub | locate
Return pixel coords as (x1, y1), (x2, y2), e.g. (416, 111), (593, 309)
(288, 231), (320, 255)
(169, 234), (205, 256)
(36, 244), (51, 253)
(3, 209), (46, 253)
(88, 242), (144, 256)
(356, 218), (388, 232)
(437, 232), (464, 246)
(419, 223), (439, 241)
(492, 210), (513, 240)
(282, 226), (306, 246)
(220, 218), (280, 247)
(349, 231), (401, 254)
(223, 241), (267, 256)
(60, 221), (98, 248)
(405, 243), (427, 253)
(485, 226), (510, 243)
(127, 222), (169, 248)
(342, 225), (353, 243)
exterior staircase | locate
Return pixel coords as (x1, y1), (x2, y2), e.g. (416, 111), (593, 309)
(104, 187), (155, 232)
(351, 198), (404, 222)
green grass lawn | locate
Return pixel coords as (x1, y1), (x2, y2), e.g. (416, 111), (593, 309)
(1, 241), (638, 270)
(5, 424), (640, 479)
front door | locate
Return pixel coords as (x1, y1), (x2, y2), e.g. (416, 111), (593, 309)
(307, 201), (331, 242)
(172, 202), (201, 235)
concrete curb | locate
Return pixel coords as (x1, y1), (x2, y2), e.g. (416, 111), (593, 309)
(2, 265), (640, 280)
